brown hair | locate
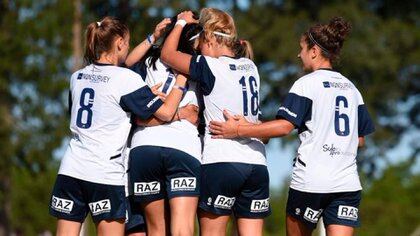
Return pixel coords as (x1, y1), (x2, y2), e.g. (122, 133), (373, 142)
(199, 8), (253, 60)
(84, 16), (129, 64)
(303, 17), (351, 62)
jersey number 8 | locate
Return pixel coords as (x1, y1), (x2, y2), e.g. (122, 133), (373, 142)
(76, 88), (95, 129)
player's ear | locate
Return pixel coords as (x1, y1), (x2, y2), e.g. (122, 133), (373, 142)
(311, 46), (318, 59)
(116, 37), (124, 51)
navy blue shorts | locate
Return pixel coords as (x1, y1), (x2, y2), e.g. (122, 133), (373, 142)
(199, 163), (271, 218)
(125, 196), (146, 234)
(129, 146), (201, 203)
(49, 174), (126, 223)
(286, 188), (361, 229)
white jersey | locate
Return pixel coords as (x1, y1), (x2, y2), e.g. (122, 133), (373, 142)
(189, 55), (266, 165)
(59, 63), (163, 186)
(276, 69), (375, 193)
(129, 58), (201, 159)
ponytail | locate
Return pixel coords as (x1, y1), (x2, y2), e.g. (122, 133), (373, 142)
(233, 39), (254, 60)
(84, 16), (129, 64)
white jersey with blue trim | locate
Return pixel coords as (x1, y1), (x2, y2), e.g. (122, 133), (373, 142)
(276, 69), (375, 193)
(130, 58), (201, 159)
(59, 64), (163, 186)
(190, 55), (266, 165)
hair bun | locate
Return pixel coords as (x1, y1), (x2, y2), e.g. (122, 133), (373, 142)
(327, 17), (351, 43)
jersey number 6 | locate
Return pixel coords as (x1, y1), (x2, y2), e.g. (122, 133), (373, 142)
(334, 96), (350, 136)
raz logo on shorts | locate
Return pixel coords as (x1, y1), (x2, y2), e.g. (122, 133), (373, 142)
(89, 199), (111, 216)
(214, 195), (236, 209)
(134, 181), (160, 196)
(51, 196), (74, 214)
(337, 205), (358, 221)
(171, 177), (196, 191)
(250, 198), (270, 213)
(303, 207), (322, 223)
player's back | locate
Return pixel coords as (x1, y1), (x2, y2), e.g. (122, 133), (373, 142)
(190, 55), (266, 165)
(60, 63), (144, 185)
(290, 69), (370, 192)
(130, 58), (201, 159)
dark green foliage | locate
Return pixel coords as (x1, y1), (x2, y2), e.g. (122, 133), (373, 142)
(0, 0), (418, 234)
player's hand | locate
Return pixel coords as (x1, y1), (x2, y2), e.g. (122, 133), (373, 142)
(153, 18), (171, 40)
(151, 82), (166, 101)
(209, 110), (247, 139)
(179, 104), (199, 126)
(177, 11), (198, 24)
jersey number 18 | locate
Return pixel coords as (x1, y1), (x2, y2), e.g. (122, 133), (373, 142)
(239, 76), (259, 116)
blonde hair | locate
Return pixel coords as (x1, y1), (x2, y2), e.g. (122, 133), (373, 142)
(199, 8), (237, 47)
(199, 8), (254, 60)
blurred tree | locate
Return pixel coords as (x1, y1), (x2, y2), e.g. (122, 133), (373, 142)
(0, 0), (418, 234)
(0, 0), (73, 234)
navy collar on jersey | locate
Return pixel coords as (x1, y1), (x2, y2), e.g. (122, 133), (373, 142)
(221, 55), (240, 59)
(93, 62), (114, 66)
(318, 67), (337, 72)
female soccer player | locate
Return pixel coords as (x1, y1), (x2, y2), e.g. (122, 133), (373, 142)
(125, 15), (203, 236)
(49, 16), (187, 236)
(209, 17), (375, 236)
(161, 8), (270, 236)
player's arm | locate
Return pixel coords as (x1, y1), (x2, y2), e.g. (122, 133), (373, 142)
(152, 74), (188, 121)
(161, 11), (197, 74)
(358, 137), (365, 148)
(137, 104), (199, 127)
(209, 110), (295, 139)
(125, 18), (171, 67)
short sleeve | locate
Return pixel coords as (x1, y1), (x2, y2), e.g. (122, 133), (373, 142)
(276, 81), (312, 128)
(189, 55), (216, 95)
(129, 60), (147, 80)
(358, 104), (375, 137)
(119, 72), (163, 120)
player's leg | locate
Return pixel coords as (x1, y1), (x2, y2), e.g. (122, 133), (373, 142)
(286, 215), (313, 236)
(96, 219), (125, 236)
(49, 175), (88, 236)
(199, 210), (231, 236)
(165, 147), (201, 236)
(126, 196), (147, 236)
(236, 218), (264, 236)
(198, 163), (248, 236)
(235, 165), (271, 236)
(285, 188), (323, 236)
(129, 146), (167, 236)
(142, 199), (168, 236)
(326, 224), (354, 236)
(169, 196), (199, 236)
(56, 219), (82, 236)
(322, 191), (361, 236)
(87, 181), (126, 236)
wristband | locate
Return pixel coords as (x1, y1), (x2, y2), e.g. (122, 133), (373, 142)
(146, 34), (155, 45)
(173, 85), (187, 93)
(175, 19), (187, 28)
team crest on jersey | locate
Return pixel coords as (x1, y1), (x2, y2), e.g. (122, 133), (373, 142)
(134, 181), (160, 195)
(89, 199), (111, 216)
(250, 198), (270, 213)
(214, 195), (236, 209)
(51, 196), (74, 214)
(303, 207), (323, 223)
(337, 205), (358, 221)
(171, 177), (196, 191)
